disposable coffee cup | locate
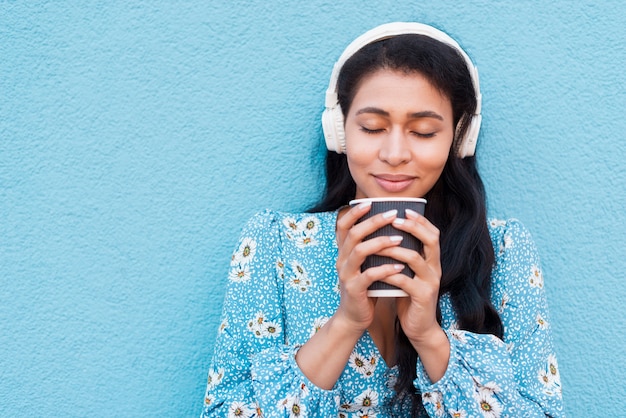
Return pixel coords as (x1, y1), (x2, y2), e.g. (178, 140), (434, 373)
(349, 197), (427, 297)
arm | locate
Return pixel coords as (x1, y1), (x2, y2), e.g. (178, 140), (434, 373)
(201, 211), (340, 418)
(412, 219), (565, 417)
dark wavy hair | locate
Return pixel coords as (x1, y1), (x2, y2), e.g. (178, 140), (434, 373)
(310, 34), (504, 415)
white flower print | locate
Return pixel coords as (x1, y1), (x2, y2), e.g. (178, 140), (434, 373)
(503, 234), (513, 250)
(228, 263), (251, 283)
(538, 368), (551, 387)
(355, 388), (379, 411)
(296, 216), (320, 248)
(309, 316), (330, 337)
(276, 258), (285, 280)
(278, 395), (307, 418)
(298, 382), (310, 398)
(298, 216), (320, 236)
(349, 351), (378, 378)
(477, 381), (502, 397)
(295, 234), (317, 248)
(450, 409), (468, 418)
(422, 391), (444, 417)
(282, 217), (300, 237)
(206, 367), (224, 390)
(339, 402), (355, 414)
(498, 233), (514, 255)
(283, 215), (320, 247)
(536, 313), (549, 330)
(539, 354), (562, 397)
(227, 401), (254, 418)
(232, 237), (257, 266)
(498, 293), (510, 314)
(261, 320), (282, 338)
(204, 393), (215, 407)
(288, 260), (312, 292)
(450, 329), (468, 345)
(475, 391), (503, 418)
(489, 219), (506, 228)
(356, 411), (378, 418)
(529, 265), (544, 288)
(229, 238), (257, 283)
(247, 311), (281, 339)
(547, 354), (560, 380)
(248, 311), (265, 328)
(253, 403), (263, 418)
(218, 317), (228, 334)
(247, 311), (266, 338)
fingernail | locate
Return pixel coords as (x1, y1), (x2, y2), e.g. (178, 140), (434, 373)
(357, 201), (372, 209)
(393, 218), (405, 225)
(394, 264), (405, 270)
(382, 209), (398, 219)
(389, 235), (403, 242)
(405, 209), (420, 218)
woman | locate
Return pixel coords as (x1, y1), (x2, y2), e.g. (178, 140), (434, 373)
(202, 22), (564, 417)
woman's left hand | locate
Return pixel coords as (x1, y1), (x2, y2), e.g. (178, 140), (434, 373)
(376, 209), (450, 382)
(375, 209), (444, 347)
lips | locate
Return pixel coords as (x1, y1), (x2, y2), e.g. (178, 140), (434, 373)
(373, 174), (417, 193)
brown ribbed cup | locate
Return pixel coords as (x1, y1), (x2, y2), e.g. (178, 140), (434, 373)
(349, 197), (427, 296)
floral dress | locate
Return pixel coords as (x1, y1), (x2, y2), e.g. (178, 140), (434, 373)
(201, 210), (564, 417)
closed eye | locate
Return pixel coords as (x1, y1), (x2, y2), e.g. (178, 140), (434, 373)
(411, 131), (436, 138)
(360, 126), (385, 134)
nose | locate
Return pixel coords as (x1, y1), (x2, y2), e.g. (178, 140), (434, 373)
(378, 127), (411, 166)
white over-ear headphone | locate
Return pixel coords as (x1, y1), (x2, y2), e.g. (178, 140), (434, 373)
(321, 22), (482, 158)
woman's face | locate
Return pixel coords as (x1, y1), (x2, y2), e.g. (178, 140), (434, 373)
(344, 69), (455, 199)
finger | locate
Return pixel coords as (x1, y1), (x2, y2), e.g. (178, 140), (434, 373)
(379, 273), (439, 300)
(336, 201), (372, 237)
(344, 234), (405, 273)
(375, 246), (440, 280)
(343, 263), (406, 294)
(392, 214), (441, 263)
(344, 209), (399, 250)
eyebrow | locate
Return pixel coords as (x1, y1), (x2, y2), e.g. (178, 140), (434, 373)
(355, 107), (444, 121)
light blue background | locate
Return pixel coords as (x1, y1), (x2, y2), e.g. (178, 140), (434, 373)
(1, 1), (624, 416)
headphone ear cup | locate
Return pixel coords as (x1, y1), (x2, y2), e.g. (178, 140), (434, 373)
(322, 104), (347, 153)
(456, 114), (481, 158)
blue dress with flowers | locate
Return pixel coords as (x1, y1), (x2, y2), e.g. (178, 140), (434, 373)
(201, 210), (564, 417)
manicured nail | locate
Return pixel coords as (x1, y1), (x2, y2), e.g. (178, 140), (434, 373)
(405, 209), (420, 218)
(389, 235), (403, 243)
(394, 264), (405, 270)
(393, 218), (405, 225)
(382, 209), (398, 219)
(357, 201), (372, 210)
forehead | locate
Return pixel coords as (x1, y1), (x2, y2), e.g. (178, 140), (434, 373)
(350, 69), (452, 117)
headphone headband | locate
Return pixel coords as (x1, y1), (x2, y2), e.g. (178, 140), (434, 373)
(322, 22), (482, 158)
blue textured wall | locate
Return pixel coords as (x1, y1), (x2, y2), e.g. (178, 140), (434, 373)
(1, 1), (624, 416)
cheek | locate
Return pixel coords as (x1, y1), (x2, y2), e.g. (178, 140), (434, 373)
(345, 136), (377, 169)
(418, 143), (451, 171)
(345, 152), (367, 181)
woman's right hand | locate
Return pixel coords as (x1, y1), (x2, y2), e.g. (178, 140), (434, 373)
(295, 202), (404, 390)
(334, 201), (405, 334)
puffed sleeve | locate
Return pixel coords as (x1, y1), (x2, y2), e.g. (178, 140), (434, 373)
(201, 211), (341, 418)
(413, 219), (565, 417)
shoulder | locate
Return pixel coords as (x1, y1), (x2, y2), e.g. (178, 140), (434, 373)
(488, 217), (544, 291)
(488, 217), (538, 255)
(239, 209), (337, 242)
